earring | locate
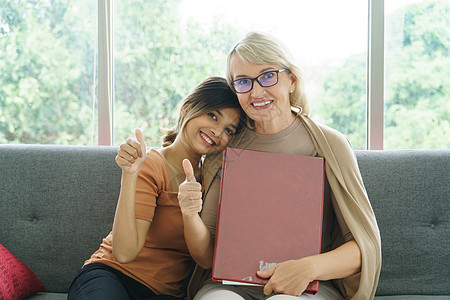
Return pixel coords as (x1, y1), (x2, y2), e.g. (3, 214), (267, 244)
(290, 89), (294, 93)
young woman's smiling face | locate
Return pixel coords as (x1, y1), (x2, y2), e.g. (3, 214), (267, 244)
(183, 107), (241, 155)
(229, 54), (296, 134)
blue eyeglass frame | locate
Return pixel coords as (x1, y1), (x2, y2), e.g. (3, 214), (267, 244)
(231, 68), (289, 94)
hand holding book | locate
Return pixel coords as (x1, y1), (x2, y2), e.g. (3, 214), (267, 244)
(257, 258), (317, 296)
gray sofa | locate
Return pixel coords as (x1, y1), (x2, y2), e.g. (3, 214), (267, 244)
(0, 145), (449, 299)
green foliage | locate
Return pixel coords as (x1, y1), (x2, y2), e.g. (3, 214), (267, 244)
(315, 0), (449, 149)
(383, 0), (449, 149)
(0, 0), (239, 146)
(112, 0), (239, 146)
(0, 0), (96, 144)
(315, 54), (367, 149)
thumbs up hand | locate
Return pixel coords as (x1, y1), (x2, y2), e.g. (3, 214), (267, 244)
(178, 159), (203, 218)
(115, 128), (147, 174)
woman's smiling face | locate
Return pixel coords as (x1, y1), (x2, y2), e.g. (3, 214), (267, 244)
(229, 54), (296, 134)
(183, 107), (241, 155)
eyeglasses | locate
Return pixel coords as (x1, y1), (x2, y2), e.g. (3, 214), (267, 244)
(231, 69), (288, 94)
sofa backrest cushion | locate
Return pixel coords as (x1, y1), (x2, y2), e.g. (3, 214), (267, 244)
(355, 150), (450, 296)
(0, 145), (121, 293)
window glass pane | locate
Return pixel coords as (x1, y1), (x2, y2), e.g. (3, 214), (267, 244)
(0, 0), (97, 145)
(114, 0), (368, 149)
(385, 0), (449, 149)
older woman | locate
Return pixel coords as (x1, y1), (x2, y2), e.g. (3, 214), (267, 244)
(188, 32), (381, 300)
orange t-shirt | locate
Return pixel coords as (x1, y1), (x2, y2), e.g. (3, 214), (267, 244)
(84, 149), (193, 298)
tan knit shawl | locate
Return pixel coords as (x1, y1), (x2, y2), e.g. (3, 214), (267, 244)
(191, 115), (381, 300)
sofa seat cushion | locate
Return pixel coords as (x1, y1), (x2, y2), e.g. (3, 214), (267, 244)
(26, 292), (68, 299)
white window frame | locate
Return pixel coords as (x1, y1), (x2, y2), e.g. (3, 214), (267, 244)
(97, 0), (385, 149)
(367, 0), (384, 150)
(98, 0), (114, 146)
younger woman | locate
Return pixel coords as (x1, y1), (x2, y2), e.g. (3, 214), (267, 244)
(68, 77), (244, 300)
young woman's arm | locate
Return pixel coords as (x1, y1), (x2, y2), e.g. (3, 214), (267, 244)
(182, 214), (215, 269)
(112, 172), (151, 263)
(111, 129), (150, 264)
(178, 159), (215, 269)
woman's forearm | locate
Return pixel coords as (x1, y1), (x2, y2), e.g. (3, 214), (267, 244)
(182, 214), (215, 269)
(112, 171), (147, 263)
(311, 239), (361, 281)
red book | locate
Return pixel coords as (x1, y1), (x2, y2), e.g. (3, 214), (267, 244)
(212, 147), (324, 295)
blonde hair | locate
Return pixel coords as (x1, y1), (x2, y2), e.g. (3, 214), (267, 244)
(226, 31), (310, 116)
(162, 77), (245, 147)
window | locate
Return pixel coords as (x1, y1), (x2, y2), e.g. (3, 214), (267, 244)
(0, 0), (97, 145)
(113, 0), (368, 148)
(1, 0), (448, 149)
(384, 0), (449, 149)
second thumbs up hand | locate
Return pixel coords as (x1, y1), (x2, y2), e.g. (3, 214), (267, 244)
(178, 159), (203, 218)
